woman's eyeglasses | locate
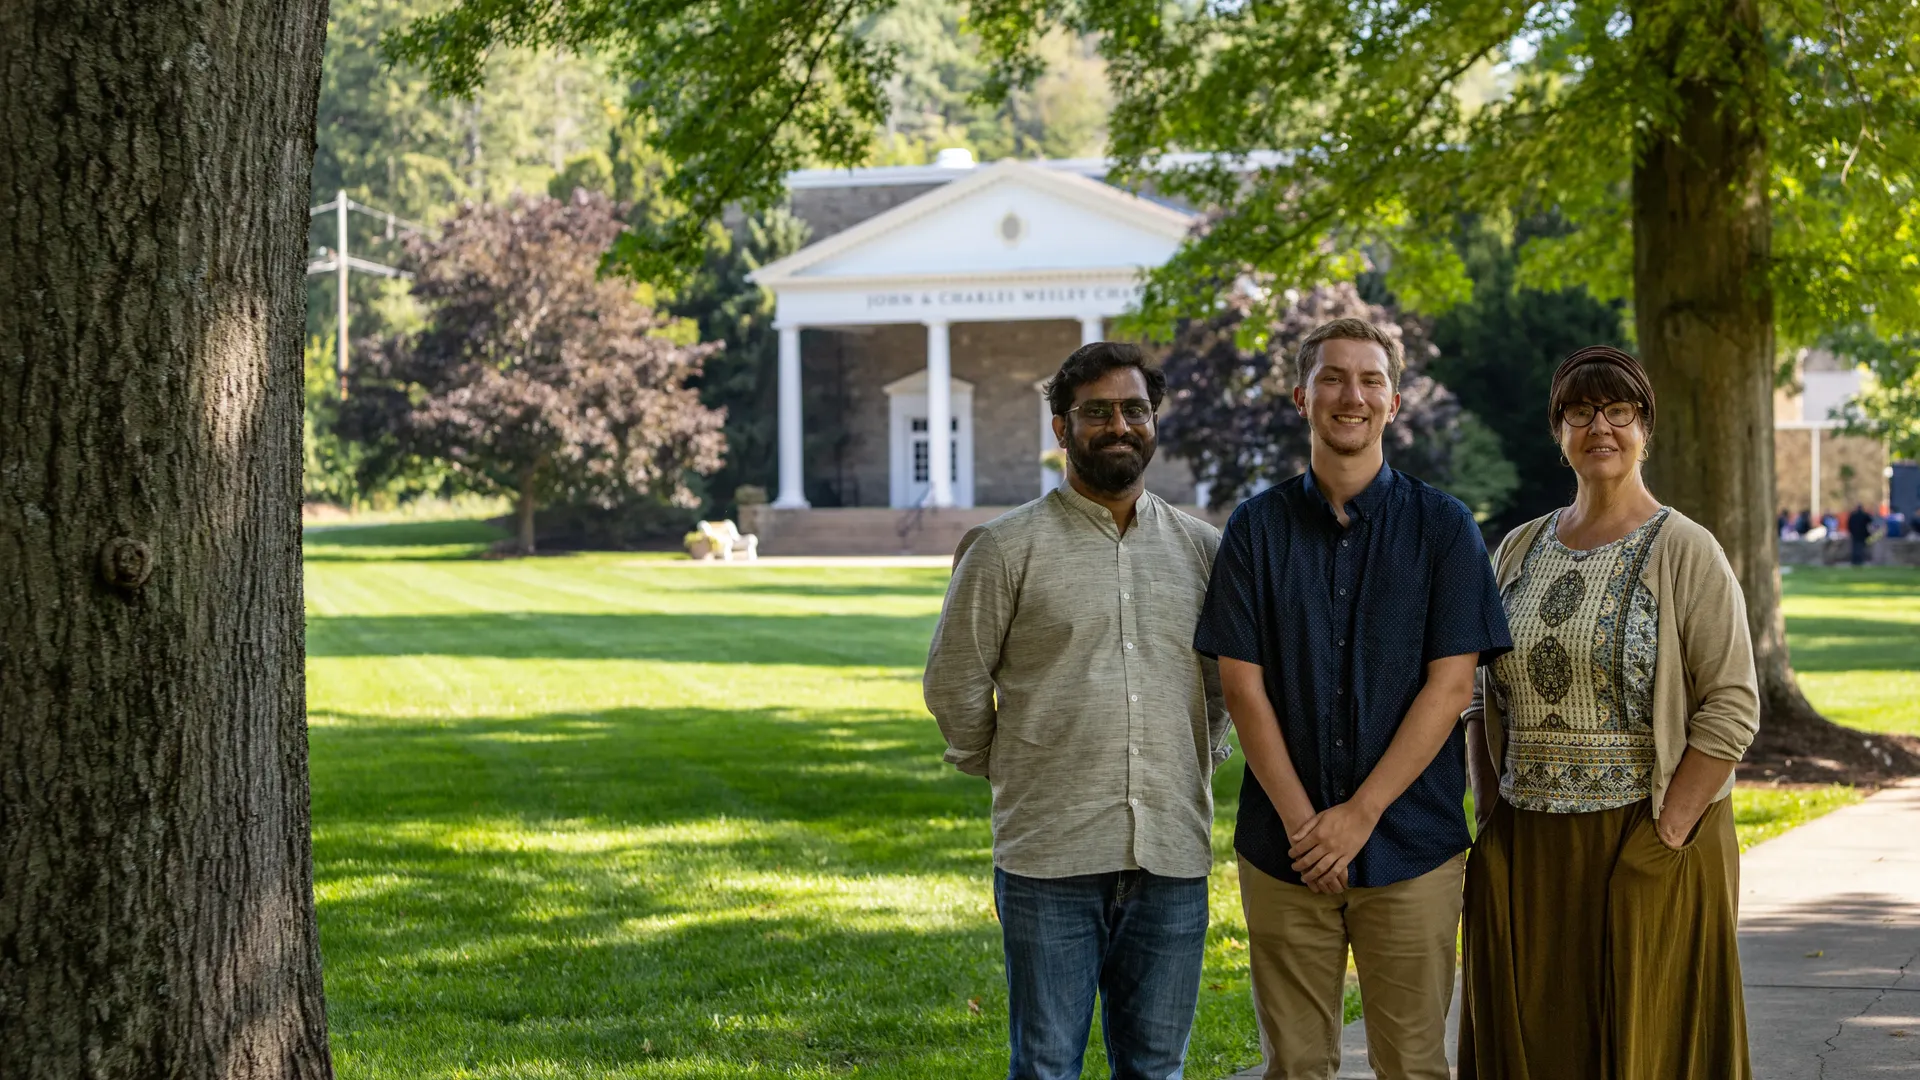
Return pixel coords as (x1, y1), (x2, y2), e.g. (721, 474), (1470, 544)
(1068, 398), (1156, 425)
(1561, 401), (1640, 428)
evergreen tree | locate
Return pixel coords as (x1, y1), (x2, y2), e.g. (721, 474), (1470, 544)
(1429, 223), (1630, 536)
(667, 211), (813, 516)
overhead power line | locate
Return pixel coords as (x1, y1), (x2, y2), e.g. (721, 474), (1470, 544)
(306, 190), (422, 397)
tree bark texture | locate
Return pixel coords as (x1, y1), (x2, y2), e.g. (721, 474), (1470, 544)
(1631, 0), (1823, 734)
(0, 4), (335, 1078)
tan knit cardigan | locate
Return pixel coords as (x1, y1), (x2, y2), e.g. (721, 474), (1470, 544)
(1465, 507), (1760, 819)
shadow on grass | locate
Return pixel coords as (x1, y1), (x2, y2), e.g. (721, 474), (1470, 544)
(311, 704), (1009, 1077)
(310, 704), (1254, 1078)
(1780, 614), (1920, 672)
(306, 612), (939, 666)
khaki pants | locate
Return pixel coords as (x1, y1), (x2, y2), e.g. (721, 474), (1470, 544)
(1240, 852), (1466, 1080)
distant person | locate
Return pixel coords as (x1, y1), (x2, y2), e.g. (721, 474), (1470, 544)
(1823, 510), (1840, 536)
(1195, 317), (1512, 1080)
(1459, 346), (1758, 1079)
(1777, 509), (1792, 539)
(1889, 511), (1908, 540)
(1848, 503), (1876, 565)
(925, 341), (1231, 1080)
(1794, 509), (1813, 536)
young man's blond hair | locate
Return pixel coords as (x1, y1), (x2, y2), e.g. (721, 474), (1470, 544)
(1292, 317), (1406, 390)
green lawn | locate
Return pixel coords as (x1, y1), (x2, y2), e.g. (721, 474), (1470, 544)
(1780, 567), (1920, 734)
(304, 524), (1917, 1079)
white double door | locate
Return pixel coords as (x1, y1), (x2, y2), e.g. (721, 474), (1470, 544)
(886, 371), (975, 508)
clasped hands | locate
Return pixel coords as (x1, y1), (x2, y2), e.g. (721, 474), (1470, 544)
(1287, 800), (1380, 895)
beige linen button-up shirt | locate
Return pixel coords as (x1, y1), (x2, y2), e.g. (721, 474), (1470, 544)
(923, 485), (1231, 879)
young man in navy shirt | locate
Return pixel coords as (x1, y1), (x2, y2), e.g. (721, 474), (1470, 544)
(1195, 318), (1511, 1080)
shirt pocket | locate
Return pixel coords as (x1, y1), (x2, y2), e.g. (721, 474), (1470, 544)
(1140, 562), (1208, 655)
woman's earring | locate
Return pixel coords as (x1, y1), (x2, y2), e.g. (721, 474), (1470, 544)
(1559, 452), (1571, 467)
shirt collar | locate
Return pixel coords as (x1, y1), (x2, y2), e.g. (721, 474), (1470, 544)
(1303, 462), (1394, 523)
(1054, 481), (1154, 537)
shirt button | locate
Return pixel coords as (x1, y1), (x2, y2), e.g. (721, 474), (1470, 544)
(1130, 746), (1141, 756)
(1129, 693), (1139, 702)
(1338, 588), (1348, 596)
(1336, 687), (1345, 696)
(1337, 638), (1346, 647)
(1124, 641), (1135, 651)
(1341, 539), (1349, 548)
(1122, 591), (1131, 600)
(1129, 798), (1140, 808)
(1334, 738), (1345, 748)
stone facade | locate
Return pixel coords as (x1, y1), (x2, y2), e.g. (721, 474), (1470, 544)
(1774, 426), (1887, 516)
(798, 319), (1196, 508)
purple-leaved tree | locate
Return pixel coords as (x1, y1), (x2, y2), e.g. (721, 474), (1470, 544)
(1160, 282), (1517, 518)
(345, 192), (726, 553)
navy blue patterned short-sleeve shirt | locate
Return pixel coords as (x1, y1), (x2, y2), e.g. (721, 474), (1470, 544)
(1194, 465), (1512, 889)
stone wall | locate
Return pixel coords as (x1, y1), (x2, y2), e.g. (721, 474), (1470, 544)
(1781, 537), (1920, 567)
(1774, 427), (1887, 515)
(798, 319), (1197, 508)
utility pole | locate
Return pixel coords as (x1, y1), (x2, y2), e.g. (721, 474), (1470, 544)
(307, 193), (421, 400)
(336, 189), (350, 395)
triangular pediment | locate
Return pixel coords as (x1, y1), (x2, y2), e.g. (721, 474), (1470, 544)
(753, 161), (1195, 285)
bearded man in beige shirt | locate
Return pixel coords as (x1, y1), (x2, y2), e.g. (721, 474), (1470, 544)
(925, 341), (1230, 1080)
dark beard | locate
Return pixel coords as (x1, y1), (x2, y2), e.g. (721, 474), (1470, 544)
(1067, 432), (1154, 494)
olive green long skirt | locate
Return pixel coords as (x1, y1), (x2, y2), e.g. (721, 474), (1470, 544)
(1459, 796), (1750, 1080)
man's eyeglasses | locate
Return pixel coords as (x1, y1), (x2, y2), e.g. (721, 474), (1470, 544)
(1560, 401), (1641, 428)
(1068, 398), (1156, 425)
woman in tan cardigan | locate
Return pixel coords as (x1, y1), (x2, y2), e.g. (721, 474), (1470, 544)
(1458, 346), (1759, 1079)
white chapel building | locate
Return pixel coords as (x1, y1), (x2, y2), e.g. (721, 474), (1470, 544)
(741, 153), (1215, 554)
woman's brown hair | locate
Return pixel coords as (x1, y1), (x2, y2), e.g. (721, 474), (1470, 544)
(1548, 345), (1657, 443)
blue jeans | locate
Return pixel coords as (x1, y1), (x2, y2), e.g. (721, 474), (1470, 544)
(995, 867), (1209, 1080)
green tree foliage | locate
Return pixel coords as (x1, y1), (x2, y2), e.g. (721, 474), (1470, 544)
(666, 210), (813, 517)
(316, 0), (618, 221)
(1430, 221), (1630, 534)
(311, 0), (622, 346)
(868, 0), (1110, 163)
(966, 2), (1920, 343)
(1159, 282), (1518, 519)
(386, 0), (896, 288)
(340, 193), (726, 553)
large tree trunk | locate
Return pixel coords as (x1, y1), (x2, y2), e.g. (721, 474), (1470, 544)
(1631, 0), (1866, 758)
(0, 3), (335, 1078)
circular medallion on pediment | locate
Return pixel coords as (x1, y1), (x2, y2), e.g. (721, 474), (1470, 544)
(999, 211), (1025, 244)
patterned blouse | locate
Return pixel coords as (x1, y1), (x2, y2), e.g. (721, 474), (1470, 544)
(1490, 508), (1671, 813)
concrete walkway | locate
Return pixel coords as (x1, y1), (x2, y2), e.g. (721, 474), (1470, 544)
(1231, 780), (1920, 1079)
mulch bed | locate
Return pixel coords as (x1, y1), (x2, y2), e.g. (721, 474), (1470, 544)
(1738, 719), (1920, 790)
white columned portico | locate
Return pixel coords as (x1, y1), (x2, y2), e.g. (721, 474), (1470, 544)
(1080, 314), (1105, 346)
(774, 324), (809, 508)
(925, 319), (954, 508)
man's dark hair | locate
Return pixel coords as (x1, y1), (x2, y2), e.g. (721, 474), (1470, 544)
(1044, 341), (1167, 417)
